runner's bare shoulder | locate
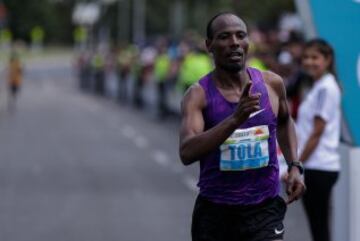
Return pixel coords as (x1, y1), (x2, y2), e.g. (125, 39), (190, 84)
(181, 84), (207, 111)
(261, 70), (286, 97)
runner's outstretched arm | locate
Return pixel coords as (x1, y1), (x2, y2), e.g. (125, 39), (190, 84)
(179, 82), (260, 165)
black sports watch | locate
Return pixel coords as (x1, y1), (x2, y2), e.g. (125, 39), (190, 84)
(287, 161), (304, 175)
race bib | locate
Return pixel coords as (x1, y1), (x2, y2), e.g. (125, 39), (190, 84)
(220, 125), (270, 171)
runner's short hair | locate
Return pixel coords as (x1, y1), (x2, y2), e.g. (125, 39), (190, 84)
(206, 12), (238, 40)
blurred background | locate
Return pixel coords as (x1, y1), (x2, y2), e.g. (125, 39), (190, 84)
(0, 0), (359, 241)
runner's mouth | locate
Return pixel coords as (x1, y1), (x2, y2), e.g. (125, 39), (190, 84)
(228, 51), (243, 61)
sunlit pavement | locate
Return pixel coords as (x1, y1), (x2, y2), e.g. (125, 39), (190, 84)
(0, 51), (311, 241)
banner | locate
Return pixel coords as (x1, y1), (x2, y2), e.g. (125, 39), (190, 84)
(305, 0), (360, 146)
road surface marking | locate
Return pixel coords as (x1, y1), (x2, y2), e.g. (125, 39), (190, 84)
(121, 125), (136, 138)
(134, 136), (149, 149)
(152, 150), (169, 166)
(183, 176), (198, 192)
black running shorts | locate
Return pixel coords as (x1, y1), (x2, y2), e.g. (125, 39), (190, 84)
(191, 195), (287, 241)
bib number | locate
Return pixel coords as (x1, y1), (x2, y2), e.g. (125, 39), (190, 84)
(220, 125), (270, 171)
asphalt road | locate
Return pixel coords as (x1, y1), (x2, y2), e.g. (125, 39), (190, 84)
(0, 53), (311, 241)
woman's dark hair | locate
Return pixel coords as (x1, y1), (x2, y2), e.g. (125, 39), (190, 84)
(304, 38), (337, 78)
(304, 38), (343, 91)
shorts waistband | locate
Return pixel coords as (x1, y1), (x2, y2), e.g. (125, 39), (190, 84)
(196, 194), (281, 211)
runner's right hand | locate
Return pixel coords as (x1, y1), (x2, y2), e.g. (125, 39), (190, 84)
(233, 81), (261, 124)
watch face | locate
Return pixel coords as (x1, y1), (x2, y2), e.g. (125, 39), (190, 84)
(288, 161), (304, 174)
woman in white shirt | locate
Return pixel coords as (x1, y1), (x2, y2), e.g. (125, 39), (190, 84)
(297, 39), (341, 241)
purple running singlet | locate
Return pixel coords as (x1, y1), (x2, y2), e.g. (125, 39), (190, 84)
(198, 67), (280, 205)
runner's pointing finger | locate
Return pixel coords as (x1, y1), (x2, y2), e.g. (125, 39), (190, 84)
(241, 81), (252, 97)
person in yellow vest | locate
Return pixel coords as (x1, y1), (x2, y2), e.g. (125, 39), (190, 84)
(154, 41), (171, 118)
(247, 43), (268, 71)
(7, 50), (23, 110)
(116, 44), (138, 102)
(91, 51), (106, 95)
(30, 26), (45, 52)
(178, 45), (213, 93)
(0, 28), (12, 50)
(134, 45), (156, 108)
(73, 26), (87, 52)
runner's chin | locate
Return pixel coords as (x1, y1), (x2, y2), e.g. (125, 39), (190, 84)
(222, 61), (244, 72)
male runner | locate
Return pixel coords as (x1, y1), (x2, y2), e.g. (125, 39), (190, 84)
(179, 13), (305, 241)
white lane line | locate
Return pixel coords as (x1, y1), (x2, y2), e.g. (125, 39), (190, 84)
(121, 125), (137, 139)
(31, 164), (43, 175)
(171, 164), (184, 174)
(182, 175), (198, 193)
(120, 125), (148, 149)
(134, 136), (149, 149)
(152, 150), (169, 166)
(86, 103), (102, 114)
(107, 118), (121, 131)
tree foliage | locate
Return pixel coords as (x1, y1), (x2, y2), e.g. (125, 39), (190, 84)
(3, 0), (75, 43)
(143, 0), (294, 38)
(2, 0), (295, 45)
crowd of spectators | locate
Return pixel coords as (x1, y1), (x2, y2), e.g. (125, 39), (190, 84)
(75, 20), (311, 120)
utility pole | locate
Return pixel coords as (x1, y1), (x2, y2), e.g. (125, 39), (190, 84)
(293, 0), (316, 39)
(117, 0), (130, 44)
(132, 0), (146, 45)
(171, 0), (185, 40)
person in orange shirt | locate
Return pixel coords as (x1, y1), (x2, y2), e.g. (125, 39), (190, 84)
(7, 51), (23, 109)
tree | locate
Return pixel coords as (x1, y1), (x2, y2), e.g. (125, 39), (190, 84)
(3, 0), (75, 44)
(2, 0), (296, 45)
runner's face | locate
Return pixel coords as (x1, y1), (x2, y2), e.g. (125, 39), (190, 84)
(302, 47), (331, 80)
(206, 15), (249, 73)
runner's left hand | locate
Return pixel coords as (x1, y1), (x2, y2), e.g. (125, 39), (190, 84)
(284, 167), (306, 204)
